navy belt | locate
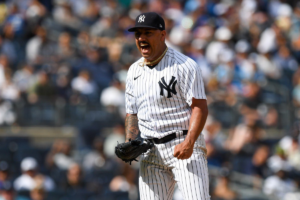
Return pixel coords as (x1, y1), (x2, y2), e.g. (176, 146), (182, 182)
(150, 130), (188, 144)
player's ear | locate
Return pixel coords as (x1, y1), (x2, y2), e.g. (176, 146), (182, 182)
(160, 30), (166, 41)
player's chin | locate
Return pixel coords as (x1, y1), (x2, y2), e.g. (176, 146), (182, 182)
(141, 52), (151, 58)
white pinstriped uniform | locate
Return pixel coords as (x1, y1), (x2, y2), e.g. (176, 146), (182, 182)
(125, 47), (210, 200)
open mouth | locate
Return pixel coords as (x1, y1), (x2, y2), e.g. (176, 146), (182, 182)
(140, 42), (150, 54)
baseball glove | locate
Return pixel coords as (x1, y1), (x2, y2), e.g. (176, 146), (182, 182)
(115, 139), (154, 164)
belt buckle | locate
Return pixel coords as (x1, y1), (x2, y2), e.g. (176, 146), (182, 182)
(175, 131), (179, 138)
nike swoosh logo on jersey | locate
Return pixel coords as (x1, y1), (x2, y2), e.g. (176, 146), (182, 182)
(134, 75), (141, 80)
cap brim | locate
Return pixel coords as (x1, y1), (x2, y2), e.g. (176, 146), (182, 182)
(128, 25), (160, 32)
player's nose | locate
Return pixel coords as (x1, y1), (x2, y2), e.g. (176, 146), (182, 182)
(137, 33), (147, 41)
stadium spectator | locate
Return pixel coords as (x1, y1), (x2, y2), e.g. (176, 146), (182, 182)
(235, 40), (257, 81)
(80, 0), (99, 24)
(25, 0), (46, 26)
(190, 38), (211, 84)
(0, 162), (11, 190)
(90, 17), (115, 38)
(46, 140), (75, 171)
(56, 32), (76, 64)
(54, 64), (72, 102)
(267, 146), (293, 174)
(59, 163), (85, 191)
(0, 68), (20, 102)
(103, 124), (125, 158)
(212, 168), (238, 200)
(14, 157), (55, 192)
(75, 31), (90, 57)
(205, 26), (233, 66)
(225, 118), (265, 174)
(12, 64), (37, 97)
(0, 33), (17, 66)
(109, 165), (138, 200)
(285, 138), (300, 171)
(26, 26), (56, 66)
(203, 115), (227, 166)
(224, 118), (263, 155)
(0, 55), (9, 87)
(0, 97), (16, 125)
(239, 81), (263, 120)
(71, 69), (98, 102)
(52, 0), (83, 31)
(263, 169), (297, 199)
(274, 45), (298, 72)
(73, 46), (114, 90)
(213, 49), (235, 86)
(30, 187), (45, 200)
(82, 137), (115, 172)
(252, 145), (271, 178)
(27, 71), (56, 104)
(4, 3), (25, 42)
(100, 75), (125, 116)
(0, 181), (14, 200)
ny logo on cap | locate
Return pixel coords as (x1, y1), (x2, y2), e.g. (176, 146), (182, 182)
(138, 15), (145, 23)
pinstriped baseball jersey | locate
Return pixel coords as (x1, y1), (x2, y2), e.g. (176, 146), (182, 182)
(125, 47), (207, 140)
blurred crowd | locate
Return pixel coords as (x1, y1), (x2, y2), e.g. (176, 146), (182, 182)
(0, 0), (299, 199)
(0, 131), (138, 200)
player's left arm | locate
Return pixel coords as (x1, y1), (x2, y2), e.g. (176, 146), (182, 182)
(174, 98), (208, 160)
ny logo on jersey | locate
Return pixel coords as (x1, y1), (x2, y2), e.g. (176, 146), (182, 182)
(158, 76), (177, 98)
(138, 15), (145, 23)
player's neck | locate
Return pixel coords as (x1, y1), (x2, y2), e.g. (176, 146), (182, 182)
(144, 45), (168, 66)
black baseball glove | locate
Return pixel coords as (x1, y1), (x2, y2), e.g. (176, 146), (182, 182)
(115, 139), (154, 164)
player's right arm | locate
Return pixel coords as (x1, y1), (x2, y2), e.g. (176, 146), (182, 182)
(125, 65), (139, 142)
(125, 113), (139, 142)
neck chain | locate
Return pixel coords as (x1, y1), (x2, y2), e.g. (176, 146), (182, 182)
(139, 47), (168, 67)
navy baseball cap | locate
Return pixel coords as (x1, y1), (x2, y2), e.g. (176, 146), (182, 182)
(128, 12), (165, 32)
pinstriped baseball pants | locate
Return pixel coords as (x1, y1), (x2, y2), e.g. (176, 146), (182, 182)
(139, 131), (210, 200)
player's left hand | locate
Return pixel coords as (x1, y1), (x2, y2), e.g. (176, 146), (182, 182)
(174, 140), (194, 160)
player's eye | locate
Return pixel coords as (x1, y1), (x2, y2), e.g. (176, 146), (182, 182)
(135, 32), (141, 38)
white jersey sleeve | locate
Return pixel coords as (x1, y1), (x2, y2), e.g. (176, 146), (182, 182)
(125, 66), (138, 114)
(178, 58), (206, 106)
